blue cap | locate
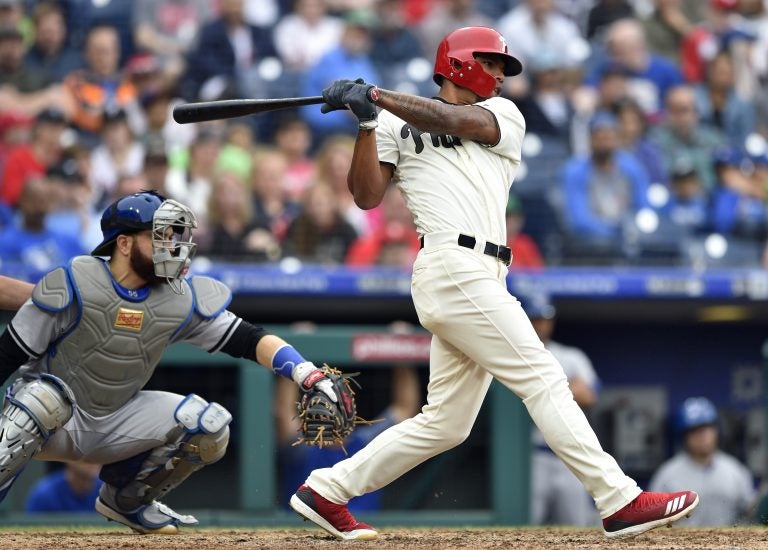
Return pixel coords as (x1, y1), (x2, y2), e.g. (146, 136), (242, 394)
(589, 111), (618, 133)
(675, 397), (718, 433)
(517, 290), (555, 319)
(712, 146), (742, 167)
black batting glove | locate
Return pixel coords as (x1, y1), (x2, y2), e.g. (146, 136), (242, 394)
(321, 79), (356, 114)
(321, 78), (380, 129)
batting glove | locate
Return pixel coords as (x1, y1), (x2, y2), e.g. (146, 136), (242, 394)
(321, 78), (379, 130)
(292, 361), (338, 403)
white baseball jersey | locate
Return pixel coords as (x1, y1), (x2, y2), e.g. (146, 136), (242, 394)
(376, 96), (525, 244)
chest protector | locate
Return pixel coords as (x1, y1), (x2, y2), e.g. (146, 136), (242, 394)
(45, 257), (194, 417)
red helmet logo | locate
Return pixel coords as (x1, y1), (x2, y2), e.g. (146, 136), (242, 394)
(433, 27), (523, 98)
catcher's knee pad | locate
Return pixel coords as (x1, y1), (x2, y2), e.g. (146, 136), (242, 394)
(0, 374), (75, 500)
(100, 394), (231, 510)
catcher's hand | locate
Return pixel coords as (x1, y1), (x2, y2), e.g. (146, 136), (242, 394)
(295, 364), (360, 452)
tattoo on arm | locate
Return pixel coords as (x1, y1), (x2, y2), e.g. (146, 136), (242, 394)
(378, 89), (496, 142)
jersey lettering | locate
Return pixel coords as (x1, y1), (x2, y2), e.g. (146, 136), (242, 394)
(400, 123), (462, 154)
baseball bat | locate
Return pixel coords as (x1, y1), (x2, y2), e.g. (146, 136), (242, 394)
(172, 96), (326, 124)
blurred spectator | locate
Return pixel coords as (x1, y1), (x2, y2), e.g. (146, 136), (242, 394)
(612, 97), (669, 185)
(142, 136), (170, 196)
(680, 0), (756, 90)
(0, 0), (31, 45)
(272, 113), (315, 202)
(314, 135), (375, 237)
(641, 0), (694, 66)
(0, 23), (50, 92)
(62, 25), (144, 138)
(587, 18), (684, 117)
(243, 0), (281, 28)
(370, 0), (426, 90)
(711, 148), (767, 241)
(216, 121), (256, 182)
(0, 177), (84, 273)
(251, 147), (300, 241)
(585, 0), (634, 41)
(300, 10), (380, 139)
(165, 128), (223, 234)
(203, 170), (279, 261)
(132, 0), (212, 88)
(650, 85), (726, 192)
(649, 397), (756, 526)
(45, 156), (102, 252)
(272, 0), (343, 72)
(659, 158), (710, 235)
(25, 462), (102, 513)
(282, 182), (358, 264)
(560, 112), (651, 256)
(88, 108), (145, 210)
(182, 0), (275, 101)
(498, 0), (590, 73)
(694, 51), (756, 151)
(505, 194), (545, 270)
(418, 0), (492, 58)
(346, 185), (419, 267)
(58, 0), (136, 59)
(0, 107), (67, 207)
(23, 2), (83, 82)
(517, 289), (600, 526)
(511, 50), (574, 144)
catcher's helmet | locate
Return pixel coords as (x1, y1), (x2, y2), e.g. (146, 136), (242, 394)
(433, 26), (523, 99)
(91, 190), (197, 294)
(91, 191), (165, 256)
(675, 397), (718, 434)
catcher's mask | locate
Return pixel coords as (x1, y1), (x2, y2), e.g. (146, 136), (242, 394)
(433, 26), (523, 99)
(91, 190), (198, 294)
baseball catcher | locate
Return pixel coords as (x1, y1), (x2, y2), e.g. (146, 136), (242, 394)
(0, 190), (348, 534)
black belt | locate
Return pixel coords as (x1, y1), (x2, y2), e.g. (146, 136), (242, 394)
(419, 233), (512, 266)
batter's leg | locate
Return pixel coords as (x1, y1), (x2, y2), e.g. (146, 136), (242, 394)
(414, 249), (641, 517)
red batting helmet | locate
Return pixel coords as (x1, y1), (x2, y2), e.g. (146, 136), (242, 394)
(433, 27), (523, 98)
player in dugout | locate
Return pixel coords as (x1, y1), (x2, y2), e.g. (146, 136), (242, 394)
(0, 190), (349, 534)
(288, 26), (699, 540)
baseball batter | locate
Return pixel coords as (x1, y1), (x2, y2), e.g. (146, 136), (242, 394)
(0, 191), (347, 534)
(290, 26), (699, 540)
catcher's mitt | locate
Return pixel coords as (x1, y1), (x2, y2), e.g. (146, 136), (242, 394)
(295, 364), (364, 453)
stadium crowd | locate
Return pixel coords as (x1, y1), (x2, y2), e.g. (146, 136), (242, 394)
(0, 0), (768, 274)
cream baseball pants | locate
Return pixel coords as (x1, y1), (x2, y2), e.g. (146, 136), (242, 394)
(307, 235), (641, 517)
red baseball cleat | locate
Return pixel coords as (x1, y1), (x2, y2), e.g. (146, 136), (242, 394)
(603, 490), (699, 538)
(290, 485), (378, 541)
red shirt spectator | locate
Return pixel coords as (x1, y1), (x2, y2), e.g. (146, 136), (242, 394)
(0, 108), (66, 206)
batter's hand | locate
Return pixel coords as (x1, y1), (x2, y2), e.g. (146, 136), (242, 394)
(322, 78), (379, 129)
(321, 79), (356, 114)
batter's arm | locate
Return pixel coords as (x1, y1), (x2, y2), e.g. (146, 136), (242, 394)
(347, 128), (394, 210)
(374, 89), (500, 145)
(0, 275), (34, 311)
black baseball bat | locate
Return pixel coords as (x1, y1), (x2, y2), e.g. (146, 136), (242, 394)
(172, 96), (326, 124)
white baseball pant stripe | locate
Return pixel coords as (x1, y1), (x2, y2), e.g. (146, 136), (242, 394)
(308, 238), (641, 517)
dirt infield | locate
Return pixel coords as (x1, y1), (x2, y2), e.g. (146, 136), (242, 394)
(2, 527), (766, 550)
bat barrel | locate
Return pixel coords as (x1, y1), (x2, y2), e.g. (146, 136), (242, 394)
(172, 96), (325, 124)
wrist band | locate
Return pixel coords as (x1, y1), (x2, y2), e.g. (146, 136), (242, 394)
(359, 119), (378, 130)
(271, 345), (306, 379)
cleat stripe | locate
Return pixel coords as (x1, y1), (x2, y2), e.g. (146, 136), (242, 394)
(678, 494), (686, 511)
(665, 501), (673, 516)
